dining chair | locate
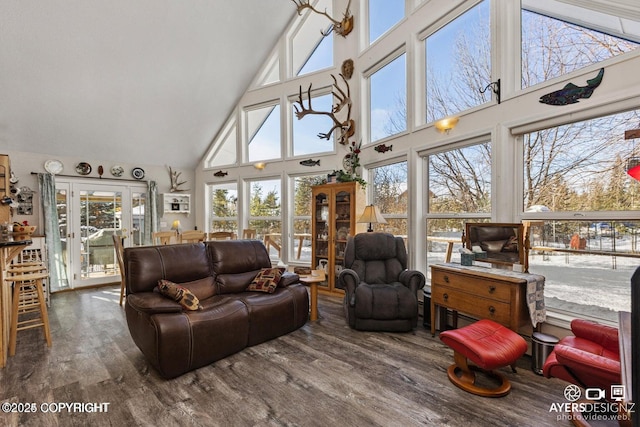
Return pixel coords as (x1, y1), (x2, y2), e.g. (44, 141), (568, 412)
(180, 230), (206, 243)
(153, 231), (177, 245)
(242, 229), (257, 239)
(208, 231), (236, 240)
(112, 234), (126, 306)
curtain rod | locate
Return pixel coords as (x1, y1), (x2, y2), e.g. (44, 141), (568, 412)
(30, 172), (148, 183)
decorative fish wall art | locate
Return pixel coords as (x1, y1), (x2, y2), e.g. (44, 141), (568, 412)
(539, 68), (604, 106)
(374, 143), (392, 153)
(213, 170), (228, 177)
(300, 159), (320, 167)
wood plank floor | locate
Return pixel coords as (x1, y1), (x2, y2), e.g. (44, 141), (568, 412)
(0, 285), (571, 426)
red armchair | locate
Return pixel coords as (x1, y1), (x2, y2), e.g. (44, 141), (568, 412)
(543, 319), (621, 392)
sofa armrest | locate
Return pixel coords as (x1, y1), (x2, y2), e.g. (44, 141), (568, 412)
(399, 269), (426, 294)
(338, 268), (360, 306)
(571, 319), (619, 353)
(279, 272), (300, 287)
(126, 292), (183, 314)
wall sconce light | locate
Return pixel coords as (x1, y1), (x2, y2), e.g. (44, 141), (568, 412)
(254, 162), (266, 170)
(434, 117), (459, 134)
(357, 205), (388, 232)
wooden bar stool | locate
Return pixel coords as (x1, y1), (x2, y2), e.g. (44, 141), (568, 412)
(5, 263), (52, 356)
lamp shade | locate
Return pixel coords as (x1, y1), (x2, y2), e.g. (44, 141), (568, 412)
(171, 220), (181, 230)
(357, 205), (388, 232)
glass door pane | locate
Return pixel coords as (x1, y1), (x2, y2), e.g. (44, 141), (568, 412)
(77, 188), (122, 285)
(334, 190), (351, 267)
(53, 185), (70, 292)
(131, 191), (146, 247)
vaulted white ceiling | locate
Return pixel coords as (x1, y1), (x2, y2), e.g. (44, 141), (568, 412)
(0, 1), (294, 168)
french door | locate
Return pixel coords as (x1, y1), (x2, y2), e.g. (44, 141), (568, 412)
(55, 179), (147, 290)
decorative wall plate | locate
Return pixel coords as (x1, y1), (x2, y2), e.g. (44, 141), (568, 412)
(75, 162), (92, 175)
(342, 154), (354, 174)
(131, 167), (145, 180)
(110, 165), (124, 177)
(44, 159), (63, 175)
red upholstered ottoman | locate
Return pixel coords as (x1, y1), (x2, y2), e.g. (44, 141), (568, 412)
(440, 319), (527, 397)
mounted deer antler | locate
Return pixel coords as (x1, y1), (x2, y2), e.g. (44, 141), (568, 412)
(167, 166), (189, 192)
(293, 73), (354, 145)
(291, 0), (353, 37)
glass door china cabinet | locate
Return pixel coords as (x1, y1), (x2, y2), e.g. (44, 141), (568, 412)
(311, 182), (365, 294)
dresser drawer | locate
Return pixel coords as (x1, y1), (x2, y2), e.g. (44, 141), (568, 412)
(431, 286), (512, 325)
(431, 269), (511, 302)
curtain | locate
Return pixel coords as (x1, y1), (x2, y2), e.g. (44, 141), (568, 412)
(37, 173), (69, 292)
(144, 180), (158, 245)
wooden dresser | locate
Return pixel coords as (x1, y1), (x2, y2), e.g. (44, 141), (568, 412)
(430, 263), (538, 336)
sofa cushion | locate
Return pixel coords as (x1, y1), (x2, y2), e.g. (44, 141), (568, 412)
(247, 267), (284, 293)
(125, 243), (212, 293)
(157, 279), (203, 310)
(178, 276), (216, 300)
(206, 240), (272, 294)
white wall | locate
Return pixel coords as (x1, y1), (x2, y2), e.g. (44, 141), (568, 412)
(6, 149), (197, 233)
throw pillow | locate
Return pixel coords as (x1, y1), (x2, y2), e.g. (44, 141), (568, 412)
(157, 279), (203, 311)
(247, 267), (284, 293)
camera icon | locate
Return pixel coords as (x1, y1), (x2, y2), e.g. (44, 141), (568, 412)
(585, 388), (605, 400)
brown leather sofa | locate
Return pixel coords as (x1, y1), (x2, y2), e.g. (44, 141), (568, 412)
(124, 240), (309, 379)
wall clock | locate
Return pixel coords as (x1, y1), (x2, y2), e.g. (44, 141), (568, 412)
(131, 167), (145, 180)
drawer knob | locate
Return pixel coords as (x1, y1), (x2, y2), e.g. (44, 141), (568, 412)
(488, 285), (496, 293)
(443, 275), (449, 283)
(488, 306), (496, 315)
(443, 293), (449, 301)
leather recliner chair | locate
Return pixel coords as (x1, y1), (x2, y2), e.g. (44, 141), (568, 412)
(337, 232), (425, 332)
(543, 318), (621, 392)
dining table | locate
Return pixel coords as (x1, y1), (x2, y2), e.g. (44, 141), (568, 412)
(0, 236), (32, 368)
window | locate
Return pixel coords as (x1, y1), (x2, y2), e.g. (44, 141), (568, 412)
(246, 103), (281, 163)
(369, 53), (406, 142)
(205, 117), (237, 168)
(522, 110), (640, 321)
(368, 0), (404, 44)
(425, 141), (491, 269)
(208, 182), (238, 235)
(291, 174), (325, 262)
(371, 161), (408, 237)
(248, 178), (282, 260)
(297, 33), (333, 76)
(291, 0), (333, 76)
(255, 54), (280, 87)
(521, 3), (639, 89)
(425, 1), (491, 124)
(292, 93), (334, 156)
